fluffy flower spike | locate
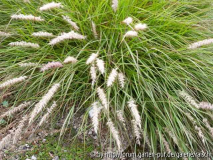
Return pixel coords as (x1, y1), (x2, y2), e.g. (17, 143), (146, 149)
(116, 110), (126, 128)
(90, 63), (97, 86)
(128, 99), (141, 129)
(19, 62), (40, 67)
(0, 76), (27, 89)
(0, 31), (11, 37)
(86, 53), (98, 65)
(112, 0), (118, 12)
(29, 83), (60, 124)
(49, 31), (86, 45)
(91, 21), (98, 39)
(188, 39), (213, 49)
(199, 102), (213, 110)
(62, 15), (79, 31)
(9, 41), (40, 48)
(39, 2), (63, 11)
(107, 68), (118, 87)
(11, 14), (44, 21)
(13, 115), (28, 144)
(97, 87), (108, 110)
(96, 58), (105, 74)
(134, 23), (148, 31)
(124, 30), (138, 38)
(0, 101), (31, 119)
(38, 101), (57, 127)
(107, 118), (122, 151)
(89, 102), (102, 134)
(178, 90), (199, 109)
(32, 31), (54, 37)
(122, 17), (133, 25)
(118, 72), (125, 88)
(63, 56), (77, 64)
(132, 120), (141, 145)
(40, 62), (63, 72)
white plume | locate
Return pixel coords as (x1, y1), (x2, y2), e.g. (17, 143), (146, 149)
(178, 90), (199, 109)
(107, 118), (122, 151)
(122, 17), (133, 25)
(118, 72), (125, 88)
(32, 31), (54, 37)
(62, 15), (79, 31)
(0, 31), (11, 37)
(86, 53), (98, 65)
(188, 38), (213, 49)
(89, 102), (102, 134)
(97, 87), (108, 110)
(107, 68), (118, 87)
(9, 41), (40, 48)
(90, 63), (97, 86)
(11, 14), (44, 21)
(96, 58), (105, 74)
(128, 99), (141, 129)
(39, 2), (63, 11)
(63, 56), (78, 64)
(38, 101), (57, 127)
(134, 23), (148, 31)
(91, 21), (98, 39)
(29, 83), (60, 124)
(124, 30), (138, 38)
(112, 0), (118, 12)
(49, 31), (86, 45)
(0, 76), (27, 89)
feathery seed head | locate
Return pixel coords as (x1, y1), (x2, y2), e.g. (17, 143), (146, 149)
(86, 53), (98, 65)
(90, 63), (97, 86)
(63, 56), (78, 64)
(38, 101), (57, 127)
(122, 17), (133, 25)
(39, 2), (63, 11)
(124, 30), (138, 38)
(32, 31), (54, 37)
(91, 21), (98, 39)
(128, 99), (141, 129)
(107, 118), (122, 151)
(0, 76), (27, 89)
(0, 101), (31, 119)
(107, 68), (118, 87)
(89, 102), (102, 134)
(134, 23), (148, 31)
(40, 62), (63, 72)
(97, 87), (108, 110)
(199, 102), (213, 110)
(116, 110), (126, 128)
(112, 0), (118, 12)
(19, 62), (40, 67)
(13, 115), (29, 144)
(29, 83), (60, 124)
(178, 90), (199, 109)
(96, 58), (105, 74)
(188, 39), (213, 49)
(9, 41), (40, 48)
(0, 31), (11, 37)
(132, 120), (141, 145)
(11, 14), (44, 21)
(49, 31), (86, 45)
(118, 72), (125, 88)
(62, 15), (79, 30)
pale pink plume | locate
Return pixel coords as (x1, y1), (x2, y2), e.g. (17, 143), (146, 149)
(40, 62), (63, 72)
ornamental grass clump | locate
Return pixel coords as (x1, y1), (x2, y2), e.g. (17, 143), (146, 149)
(0, 0), (213, 155)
